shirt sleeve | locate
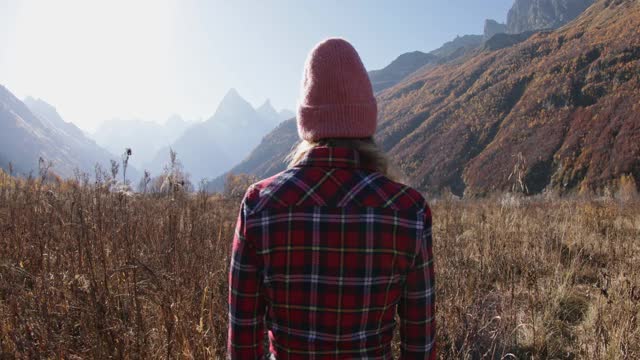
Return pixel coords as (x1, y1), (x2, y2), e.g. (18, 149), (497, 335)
(398, 204), (435, 360)
(228, 194), (266, 359)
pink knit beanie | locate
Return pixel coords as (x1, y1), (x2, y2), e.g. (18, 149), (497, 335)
(297, 38), (378, 141)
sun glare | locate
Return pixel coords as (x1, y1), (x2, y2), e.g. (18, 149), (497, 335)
(5, 1), (178, 128)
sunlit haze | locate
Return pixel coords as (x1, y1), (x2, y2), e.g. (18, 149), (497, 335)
(1, 0), (513, 131)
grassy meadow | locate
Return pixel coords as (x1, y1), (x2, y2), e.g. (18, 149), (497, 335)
(0, 170), (639, 359)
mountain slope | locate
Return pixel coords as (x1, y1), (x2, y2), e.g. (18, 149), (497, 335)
(378, 0), (638, 195)
(428, 34), (485, 60)
(206, 118), (298, 191)
(0, 88), (118, 178)
(368, 35), (484, 94)
(23, 97), (88, 141)
(256, 99), (292, 127)
(368, 52), (438, 93)
(214, 0), (639, 196)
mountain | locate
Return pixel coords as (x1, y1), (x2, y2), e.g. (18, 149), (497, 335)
(483, 31), (537, 51)
(148, 89), (277, 182)
(368, 35), (485, 94)
(0, 87), (119, 178)
(507, 0), (596, 34)
(23, 97), (87, 141)
(93, 115), (192, 169)
(484, 19), (508, 40)
(256, 99), (293, 127)
(368, 52), (439, 93)
(379, 0), (639, 195)
(206, 118), (298, 191)
(212, 0), (639, 196)
(428, 34), (485, 60)
(164, 114), (193, 139)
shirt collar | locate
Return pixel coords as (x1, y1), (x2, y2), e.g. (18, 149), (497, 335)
(295, 146), (373, 170)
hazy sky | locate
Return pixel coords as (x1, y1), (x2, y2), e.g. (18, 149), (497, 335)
(0, 0), (513, 131)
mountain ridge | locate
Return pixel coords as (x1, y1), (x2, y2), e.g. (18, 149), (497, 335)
(211, 0), (639, 196)
(0, 86), (123, 179)
(507, 0), (597, 34)
(146, 89), (290, 182)
(367, 35), (485, 94)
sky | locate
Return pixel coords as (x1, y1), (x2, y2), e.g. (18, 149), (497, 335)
(0, 0), (514, 132)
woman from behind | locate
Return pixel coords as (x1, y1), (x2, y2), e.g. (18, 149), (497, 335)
(228, 38), (435, 359)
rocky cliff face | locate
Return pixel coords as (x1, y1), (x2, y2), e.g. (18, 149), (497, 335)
(484, 19), (508, 40)
(507, 0), (596, 33)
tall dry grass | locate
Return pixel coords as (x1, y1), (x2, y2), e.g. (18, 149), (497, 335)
(0, 174), (235, 358)
(433, 194), (639, 359)
(0, 174), (638, 359)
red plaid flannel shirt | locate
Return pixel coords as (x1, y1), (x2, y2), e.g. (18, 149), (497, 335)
(228, 146), (435, 359)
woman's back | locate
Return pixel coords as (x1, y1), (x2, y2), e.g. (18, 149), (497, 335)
(229, 146), (434, 359)
(228, 37), (435, 359)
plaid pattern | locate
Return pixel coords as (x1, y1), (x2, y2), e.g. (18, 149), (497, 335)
(229, 146), (435, 359)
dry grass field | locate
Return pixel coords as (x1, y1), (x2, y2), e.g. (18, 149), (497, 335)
(1, 171), (639, 359)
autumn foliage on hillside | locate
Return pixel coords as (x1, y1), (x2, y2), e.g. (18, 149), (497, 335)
(376, 0), (640, 196)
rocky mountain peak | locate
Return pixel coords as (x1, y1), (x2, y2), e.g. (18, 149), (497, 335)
(211, 88), (255, 124)
(257, 99), (276, 114)
(507, 0), (596, 34)
(484, 19), (507, 40)
(219, 88), (245, 106)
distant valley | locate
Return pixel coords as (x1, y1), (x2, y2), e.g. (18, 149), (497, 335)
(92, 115), (194, 170)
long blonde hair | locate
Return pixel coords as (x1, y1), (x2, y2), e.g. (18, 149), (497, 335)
(286, 137), (401, 181)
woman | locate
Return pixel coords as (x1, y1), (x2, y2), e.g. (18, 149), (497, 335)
(228, 38), (435, 359)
